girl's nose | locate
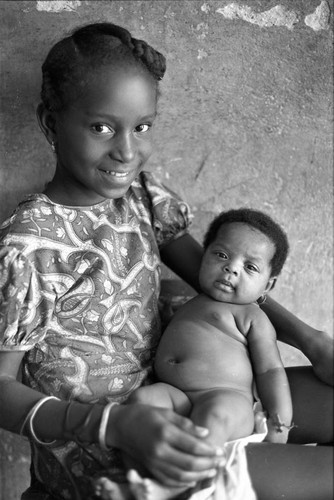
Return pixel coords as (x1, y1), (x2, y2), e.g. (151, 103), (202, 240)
(112, 133), (136, 163)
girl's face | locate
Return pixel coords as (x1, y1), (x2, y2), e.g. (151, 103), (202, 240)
(199, 223), (276, 304)
(40, 67), (157, 205)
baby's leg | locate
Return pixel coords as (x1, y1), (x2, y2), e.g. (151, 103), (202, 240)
(127, 382), (192, 416)
(190, 389), (254, 447)
(125, 384), (202, 500)
(128, 470), (196, 500)
(124, 383), (192, 486)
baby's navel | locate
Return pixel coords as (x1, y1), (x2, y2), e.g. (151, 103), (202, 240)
(168, 358), (180, 365)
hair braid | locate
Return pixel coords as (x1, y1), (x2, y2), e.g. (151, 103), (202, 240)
(41, 71), (57, 111)
(130, 37), (166, 80)
(40, 22), (166, 111)
(72, 23), (166, 80)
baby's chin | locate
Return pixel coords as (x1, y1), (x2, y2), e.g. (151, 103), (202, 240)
(204, 287), (236, 303)
(205, 287), (258, 305)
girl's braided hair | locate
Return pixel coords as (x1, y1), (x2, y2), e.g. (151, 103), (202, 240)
(41, 22), (166, 111)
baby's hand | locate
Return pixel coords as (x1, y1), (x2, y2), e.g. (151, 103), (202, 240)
(106, 403), (222, 487)
(264, 414), (293, 444)
(264, 428), (289, 444)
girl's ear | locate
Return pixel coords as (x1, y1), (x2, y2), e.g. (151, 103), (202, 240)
(264, 277), (277, 294)
(36, 103), (57, 144)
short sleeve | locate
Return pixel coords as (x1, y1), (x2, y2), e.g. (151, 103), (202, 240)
(139, 172), (193, 248)
(0, 246), (52, 351)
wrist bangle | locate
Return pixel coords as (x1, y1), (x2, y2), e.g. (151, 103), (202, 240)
(20, 396), (60, 445)
(98, 402), (119, 451)
(65, 402), (97, 446)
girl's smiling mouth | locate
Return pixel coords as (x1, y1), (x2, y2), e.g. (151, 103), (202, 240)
(100, 169), (130, 177)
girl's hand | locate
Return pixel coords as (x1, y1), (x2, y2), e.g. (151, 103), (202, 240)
(107, 403), (222, 487)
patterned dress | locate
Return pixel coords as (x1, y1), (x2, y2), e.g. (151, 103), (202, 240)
(0, 171), (192, 499)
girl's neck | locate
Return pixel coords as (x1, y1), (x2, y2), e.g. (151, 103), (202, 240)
(43, 176), (107, 207)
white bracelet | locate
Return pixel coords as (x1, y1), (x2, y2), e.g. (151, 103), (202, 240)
(20, 396), (60, 445)
(98, 402), (119, 451)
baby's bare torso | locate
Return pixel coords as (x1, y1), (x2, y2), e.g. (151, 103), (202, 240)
(154, 294), (256, 399)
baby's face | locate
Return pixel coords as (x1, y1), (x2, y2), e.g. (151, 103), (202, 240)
(199, 222), (276, 304)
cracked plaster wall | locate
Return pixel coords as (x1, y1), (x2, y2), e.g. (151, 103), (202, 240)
(0, 1), (333, 496)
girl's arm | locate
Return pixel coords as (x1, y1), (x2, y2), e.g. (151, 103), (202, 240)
(261, 296), (333, 386)
(0, 351), (102, 439)
(161, 234), (333, 386)
(247, 309), (293, 443)
(0, 351), (220, 487)
(160, 233), (203, 292)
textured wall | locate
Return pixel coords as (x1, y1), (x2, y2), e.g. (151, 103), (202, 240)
(0, 1), (333, 498)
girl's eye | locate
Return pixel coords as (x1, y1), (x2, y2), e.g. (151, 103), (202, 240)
(135, 124), (151, 133)
(91, 124), (114, 135)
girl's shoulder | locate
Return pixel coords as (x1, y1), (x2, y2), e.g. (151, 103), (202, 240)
(133, 171), (186, 205)
(0, 244), (31, 269)
(0, 244), (35, 306)
(0, 194), (54, 232)
(133, 172), (192, 247)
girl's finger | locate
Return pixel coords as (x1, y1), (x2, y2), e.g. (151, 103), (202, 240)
(143, 439), (223, 480)
(147, 455), (218, 487)
(165, 413), (223, 458)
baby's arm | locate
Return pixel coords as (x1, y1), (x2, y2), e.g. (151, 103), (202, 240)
(247, 308), (293, 444)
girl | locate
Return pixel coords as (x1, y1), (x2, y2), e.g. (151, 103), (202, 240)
(0, 22), (332, 500)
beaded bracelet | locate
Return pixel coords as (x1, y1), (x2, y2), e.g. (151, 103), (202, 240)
(98, 402), (120, 451)
(20, 396), (60, 445)
(268, 413), (296, 433)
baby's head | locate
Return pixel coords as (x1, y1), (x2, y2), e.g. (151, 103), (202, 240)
(40, 22), (166, 112)
(199, 208), (289, 304)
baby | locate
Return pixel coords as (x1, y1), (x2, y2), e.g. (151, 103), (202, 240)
(142, 208), (293, 446)
(108, 208), (293, 499)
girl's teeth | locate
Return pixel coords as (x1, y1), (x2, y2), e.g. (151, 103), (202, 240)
(103, 171), (127, 177)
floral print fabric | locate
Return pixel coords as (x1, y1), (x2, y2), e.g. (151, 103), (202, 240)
(0, 171), (191, 499)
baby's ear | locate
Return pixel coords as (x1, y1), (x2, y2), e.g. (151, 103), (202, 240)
(265, 277), (277, 294)
(36, 103), (57, 142)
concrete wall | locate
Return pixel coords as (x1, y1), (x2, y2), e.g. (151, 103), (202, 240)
(0, 1), (333, 498)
